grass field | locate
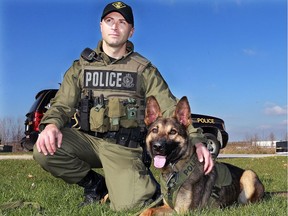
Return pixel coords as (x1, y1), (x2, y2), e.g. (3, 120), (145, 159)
(0, 156), (287, 215)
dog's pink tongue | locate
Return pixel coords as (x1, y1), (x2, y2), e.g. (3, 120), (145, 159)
(153, 155), (166, 168)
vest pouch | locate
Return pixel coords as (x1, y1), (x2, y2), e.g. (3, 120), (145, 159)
(90, 107), (109, 133)
(120, 106), (138, 128)
(108, 98), (125, 131)
(120, 119), (138, 128)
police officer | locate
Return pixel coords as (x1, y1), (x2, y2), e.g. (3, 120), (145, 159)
(33, 1), (214, 211)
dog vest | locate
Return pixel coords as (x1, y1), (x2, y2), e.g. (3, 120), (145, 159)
(160, 155), (232, 209)
(160, 153), (201, 208)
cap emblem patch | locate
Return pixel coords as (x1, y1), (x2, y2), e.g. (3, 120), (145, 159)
(112, 2), (126, 9)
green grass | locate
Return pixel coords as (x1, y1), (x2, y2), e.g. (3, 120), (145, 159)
(0, 156), (287, 215)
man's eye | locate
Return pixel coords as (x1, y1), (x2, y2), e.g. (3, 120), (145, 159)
(104, 18), (113, 24)
(169, 129), (177, 135)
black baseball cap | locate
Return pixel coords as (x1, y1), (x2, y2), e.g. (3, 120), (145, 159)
(101, 1), (134, 26)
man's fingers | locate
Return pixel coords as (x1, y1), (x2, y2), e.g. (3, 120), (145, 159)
(57, 133), (63, 148)
(204, 157), (214, 175)
(195, 142), (214, 175)
(37, 134), (48, 155)
(46, 134), (56, 155)
(36, 134), (41, 153)
(35, 125), (62, 156)
(46, 130), (62, 155)
(197, 152), (204, 163)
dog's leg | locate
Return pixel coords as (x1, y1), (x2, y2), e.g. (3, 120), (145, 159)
(238, 170), (265, 204)
(140, 204), (174, 216)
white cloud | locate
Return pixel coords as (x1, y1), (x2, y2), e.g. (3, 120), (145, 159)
(258, 124), (271, 129)
(264, 105), (287, 115)
(281, 119), (288, 125)
(242, 48), (256, 56)
(235, 0), (242, 6)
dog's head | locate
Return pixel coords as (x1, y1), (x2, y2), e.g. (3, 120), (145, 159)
(144, 96), (192, 169)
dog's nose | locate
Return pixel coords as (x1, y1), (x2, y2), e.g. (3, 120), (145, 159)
(153, 142), (164, 152)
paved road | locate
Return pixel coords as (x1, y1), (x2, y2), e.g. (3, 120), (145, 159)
(0, 154), (33, 160)
(218, 152), (288, 158)
(0, 153), (287, 160)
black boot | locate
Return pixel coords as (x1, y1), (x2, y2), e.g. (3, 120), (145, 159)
(77, 170), (108, 207)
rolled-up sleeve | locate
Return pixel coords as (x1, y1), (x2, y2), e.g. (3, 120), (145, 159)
(39, 61), (81, 131)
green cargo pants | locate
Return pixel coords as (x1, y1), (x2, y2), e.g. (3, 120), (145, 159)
(33, 127), (157, 211)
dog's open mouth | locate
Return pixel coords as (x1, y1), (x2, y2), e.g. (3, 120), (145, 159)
(153, 155), (167, 168)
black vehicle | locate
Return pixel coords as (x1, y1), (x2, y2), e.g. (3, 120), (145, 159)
(22, 89), (229, 157)
(191, 114), (228, 157)
(21, 89), (58, 151)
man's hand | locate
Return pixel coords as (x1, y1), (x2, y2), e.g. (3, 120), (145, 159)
(195, 143), (214, 175)
(36, 124), (62, 156)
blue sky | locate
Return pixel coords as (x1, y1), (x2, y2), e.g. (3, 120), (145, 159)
(0, 0), (287, 141)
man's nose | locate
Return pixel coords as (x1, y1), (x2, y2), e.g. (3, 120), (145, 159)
(111, 22), (118, 29)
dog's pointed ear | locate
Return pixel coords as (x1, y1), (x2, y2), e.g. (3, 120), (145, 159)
(144, 96), (162, 126)
(174, 96), (192, 127)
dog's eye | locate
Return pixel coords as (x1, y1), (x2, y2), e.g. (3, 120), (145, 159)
(169, 129), (177, 135)
(151, 127), (158, 133)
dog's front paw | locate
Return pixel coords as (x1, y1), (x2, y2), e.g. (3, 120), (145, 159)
(139, 208), (154, 216)
(139, 205), (173, 216)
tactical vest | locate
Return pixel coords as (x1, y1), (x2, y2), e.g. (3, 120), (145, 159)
(78, 51), (150, 133)
(160, 158), (233, 209)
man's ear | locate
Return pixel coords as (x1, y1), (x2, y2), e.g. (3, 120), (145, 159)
(144, 96), (162, 126)
(100, 21), (103, 33)
(174, 96), (192, 127)
(129, 27), (135, 38)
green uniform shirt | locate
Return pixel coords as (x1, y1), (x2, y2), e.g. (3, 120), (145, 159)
(40, 40), (206, 146)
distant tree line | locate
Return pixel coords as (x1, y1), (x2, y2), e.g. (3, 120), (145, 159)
(0, 117), (24, 145)
(245, 131), (287, 146)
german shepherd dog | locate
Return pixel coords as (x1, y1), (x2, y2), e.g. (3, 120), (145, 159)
(140, 96), (265, 215)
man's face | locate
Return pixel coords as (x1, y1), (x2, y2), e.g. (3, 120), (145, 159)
(100, 12), (134, 48)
